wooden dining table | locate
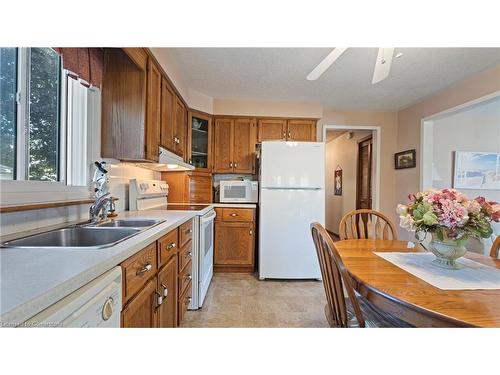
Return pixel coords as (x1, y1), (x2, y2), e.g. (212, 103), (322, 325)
(335, 239), (500, 327)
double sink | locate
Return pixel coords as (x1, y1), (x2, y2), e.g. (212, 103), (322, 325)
(2, 219), (164, 250)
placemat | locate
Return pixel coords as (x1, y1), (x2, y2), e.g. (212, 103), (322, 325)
(374, 252), (500, 290)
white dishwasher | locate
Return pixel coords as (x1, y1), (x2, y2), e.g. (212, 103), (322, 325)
(24, 267), (122, 328)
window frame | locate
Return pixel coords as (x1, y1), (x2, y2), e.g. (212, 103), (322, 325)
(0, 48), (93, 206)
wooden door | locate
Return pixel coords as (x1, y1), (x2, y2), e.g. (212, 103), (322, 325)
(233, 118), (255, 173)
(174, 97), (187, 159)
(258, 119), (286, 142)
(213, 118), (234, 173)
(157, 256), (178, 328)
(187, 111), (212, 171)
(214, 221), (254, 266)
(356, 136), (373, 209)
(146, 59), (161, 162)
(122, 278), (158, 328)
(160, 77), (175, 152)
(188, 172), (212, 203)
(286, 119), (316, 141)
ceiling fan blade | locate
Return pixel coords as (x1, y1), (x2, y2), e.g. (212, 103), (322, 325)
(372, 47), (395, 84)
(306, 47), (348, 80)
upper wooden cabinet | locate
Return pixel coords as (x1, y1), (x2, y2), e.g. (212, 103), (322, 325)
(174, 97), (187, 159)
(286, 119), (316, 141)
(213, 118), (256, 174)
(187, 111), (212, 171)
(101, 48), (163, 162)
(213, 118), (234, 173)
(160, 77), (175, 153)
(101, 48), (148, 161)
(146, 59), (162, 162)
(257, 119), (286, 142)
(258, 118), (317, 142)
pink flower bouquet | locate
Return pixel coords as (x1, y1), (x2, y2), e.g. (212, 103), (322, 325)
(398, 188), (500, 244)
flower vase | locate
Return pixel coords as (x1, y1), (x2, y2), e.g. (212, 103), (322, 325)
(428, 233), (467, 270)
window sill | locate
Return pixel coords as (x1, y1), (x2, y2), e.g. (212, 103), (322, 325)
(0, 199), (95, 213)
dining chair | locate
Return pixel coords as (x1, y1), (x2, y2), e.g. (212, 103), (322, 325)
(311, 222), (412, 328)
(490, 236), (500, 258)
(339, 209), (397, 240)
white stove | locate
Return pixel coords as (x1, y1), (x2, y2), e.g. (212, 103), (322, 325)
(129, 179), (215, 310)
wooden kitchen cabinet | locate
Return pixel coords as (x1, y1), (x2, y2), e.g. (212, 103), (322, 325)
(101, 48), (149, 161)
(161, 170), (212, 203)
(213, 117), (256, 174)
(174, 97), (187, 159)
(121, 220), (193, 328)
(286, 119), (316, 141)
(146, 58), (162, 162)
(157, 255), (178, 328)
(258, 118), (317, 142)
(187, 111), (212, 170)
(214, 207), (255, 272)
(121, 278), (158, 328)
(160, 77), (176, 153)
(258, 119), (286, 142)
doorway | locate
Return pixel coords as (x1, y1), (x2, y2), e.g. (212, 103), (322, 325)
(356, 136), (373, 209)
(322, 125), (380, 236)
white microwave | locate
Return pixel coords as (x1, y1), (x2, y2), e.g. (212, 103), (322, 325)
(219, 180), (258, 203)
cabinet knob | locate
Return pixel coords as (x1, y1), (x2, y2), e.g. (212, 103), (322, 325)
(282, 131), (286, 139)
(161, 283), (168, 297)
(167, 242), (176, 250)
(187, 274), (192, 281)
(187, 251), (192, 258)
(137, 263), (152, 275)
(187, 229), (193, 234)
(230, 213), (238, 217)
(229, 162), (233, 168)
(288, 131), (291, 138)
(234, 162), (238, 168)
(155, 291), (163, 308)
(249, 229), (253, 235)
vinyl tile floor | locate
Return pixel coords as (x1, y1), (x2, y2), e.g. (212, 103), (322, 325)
(181, 273), (329, 328)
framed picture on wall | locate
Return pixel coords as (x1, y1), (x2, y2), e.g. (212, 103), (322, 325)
(454, 151), (500, 190)
(395, 149), (416, 169)
(334, 167), (342, 195)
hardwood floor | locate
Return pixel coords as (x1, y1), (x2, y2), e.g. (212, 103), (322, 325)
(181, 273), (328, 328)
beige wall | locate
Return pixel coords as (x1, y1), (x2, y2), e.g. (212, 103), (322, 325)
(213, 98), (323, 118)
(325, 130), (372, 234)
(318, 111), (399, 224)
(396, 64), (500, 238)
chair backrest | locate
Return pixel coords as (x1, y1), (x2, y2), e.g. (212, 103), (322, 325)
(339, 209), (397, 240)
(310, 222), (365, 328)
(491, 236), (500, 258)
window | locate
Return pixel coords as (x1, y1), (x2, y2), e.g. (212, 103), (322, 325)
(1, 47), (61, 181)
(1, 48), (95, 205)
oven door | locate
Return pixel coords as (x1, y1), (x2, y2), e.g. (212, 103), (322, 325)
(198, 209), (216, 306)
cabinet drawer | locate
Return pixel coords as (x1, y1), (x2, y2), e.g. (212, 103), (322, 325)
(178, 240), (193, 273)
(221, 208), (254, 222)
(178, 280), (192, 325)
(158, 228), (178, 267)
(179, 220), (193, 248)
(178, 260), (193, 296)
(121, 242), (158, 303)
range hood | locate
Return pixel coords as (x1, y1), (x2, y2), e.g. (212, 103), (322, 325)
(137, 147), (195, 172)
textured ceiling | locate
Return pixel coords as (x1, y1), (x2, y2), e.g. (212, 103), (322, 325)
(166, 48), (500, 111)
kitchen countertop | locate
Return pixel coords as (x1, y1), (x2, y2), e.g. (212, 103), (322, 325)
(0, 210), (196, 326)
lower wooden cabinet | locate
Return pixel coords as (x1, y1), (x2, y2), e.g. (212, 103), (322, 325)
(157, 255), (178, 328)
(121, 278), (158, 328)
(214, 207), (255, 273)
(120, 219), (193, 328)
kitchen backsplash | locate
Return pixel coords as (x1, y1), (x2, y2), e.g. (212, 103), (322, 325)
(0, 162), (159, 237)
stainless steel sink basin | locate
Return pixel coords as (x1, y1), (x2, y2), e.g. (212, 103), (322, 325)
(2, 227), (141, 249)
(95, 219), (163, 228)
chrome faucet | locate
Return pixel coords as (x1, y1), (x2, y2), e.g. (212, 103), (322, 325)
(89, 193), (112, 224)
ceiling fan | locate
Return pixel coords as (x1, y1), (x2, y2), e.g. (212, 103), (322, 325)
(306, 48), (402, 84)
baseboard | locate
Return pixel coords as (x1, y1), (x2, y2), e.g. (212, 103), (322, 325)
(214, 265), (254, 273)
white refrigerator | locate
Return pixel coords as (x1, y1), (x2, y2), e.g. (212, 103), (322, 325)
(259, 142), (325, 279)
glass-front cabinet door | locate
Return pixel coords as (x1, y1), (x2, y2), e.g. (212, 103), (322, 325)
(187, 111), (212, 171)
